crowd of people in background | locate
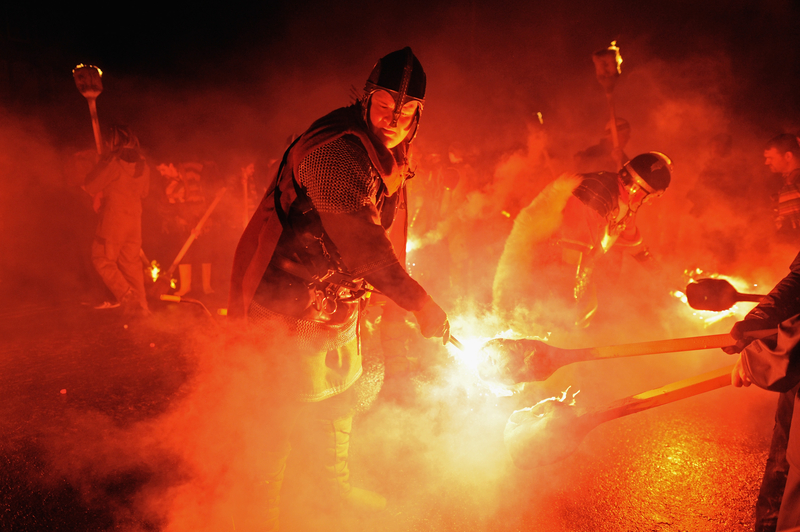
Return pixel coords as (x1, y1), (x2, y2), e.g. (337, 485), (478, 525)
(72, 121), (800, 326)
(48, 67), (800, 532)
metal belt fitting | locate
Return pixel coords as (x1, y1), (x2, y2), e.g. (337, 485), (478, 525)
(273, 255), (373, 315)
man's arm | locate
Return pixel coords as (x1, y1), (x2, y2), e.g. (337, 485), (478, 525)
(733, 314), (800, 392)
(746, 252), (800, 324)
(726, 252), (800, 353)
(299, 137), (447, 337)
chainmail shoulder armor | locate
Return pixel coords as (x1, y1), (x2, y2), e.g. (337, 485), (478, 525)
(297, 136), (381, 214)
(572, 172), (620, 219)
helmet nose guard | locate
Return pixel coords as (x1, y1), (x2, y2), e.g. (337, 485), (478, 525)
(363, 47), (426, 142)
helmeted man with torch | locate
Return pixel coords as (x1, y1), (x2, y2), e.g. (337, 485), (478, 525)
(85, 125), (151, 316)
(493, 152), (672, 333)
(229, 47), (449, 529)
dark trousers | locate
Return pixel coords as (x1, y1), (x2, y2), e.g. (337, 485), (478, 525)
(757, 385), (799, 532)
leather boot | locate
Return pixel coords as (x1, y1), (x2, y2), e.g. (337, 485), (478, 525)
(310, 415), (386, 512)
(175, 264), (191, 296)
(202, 262), (214, 294)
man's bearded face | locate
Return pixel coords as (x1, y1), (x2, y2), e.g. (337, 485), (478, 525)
(369, 90), (419, 149)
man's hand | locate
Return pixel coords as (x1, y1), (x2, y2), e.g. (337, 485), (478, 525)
(731, 356), (752, 387)
(413, 296), (450, 345)
(722, 319), (772, 354)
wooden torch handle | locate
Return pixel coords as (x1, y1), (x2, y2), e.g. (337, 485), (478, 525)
(575, 329), (777, 361)
(166, 187), (227, 275)
(605, 93), (622, 171)
(87, 98), (103, 155)
(735, 292), (767, 303)
(585, 364), (735, 426)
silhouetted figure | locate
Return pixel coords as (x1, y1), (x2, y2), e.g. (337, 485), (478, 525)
(85, 126), (150, 316)
(728, 250), (800, 532)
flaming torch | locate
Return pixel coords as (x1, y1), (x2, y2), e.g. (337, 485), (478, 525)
(477, 330), (775, 384)
(592, 41), (623, 170)
(72, 64), (104, 155)
(685, 278), (765, 312)
(505, 364), (734, 468)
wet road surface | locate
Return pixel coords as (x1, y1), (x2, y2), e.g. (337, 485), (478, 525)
(0, 300), (775, 531)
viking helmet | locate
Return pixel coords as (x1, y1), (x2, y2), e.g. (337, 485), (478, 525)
(620, 152), (672, 194)
(362, 47), (426, 143)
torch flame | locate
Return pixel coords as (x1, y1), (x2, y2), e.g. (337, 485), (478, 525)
(444, 327), (538, 398)
(608, 40), (622, 74)
(72, 64), (103, 77)
(406, 236), (421, 253)
(149, 260), (160, 283)
(517, 386), (581, 418)
(671, 267), (752, 326)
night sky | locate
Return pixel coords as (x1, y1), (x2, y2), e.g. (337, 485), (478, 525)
(5, 1), (800, 137)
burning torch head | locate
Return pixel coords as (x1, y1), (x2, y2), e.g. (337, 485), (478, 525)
(362, 47), (426, 144)
(592, 41), (622, 93)
(478, 338), (561, 384)
(619, 152), (672, 212)
(72, 64), (103, 99)
(504, 398), (589, 469)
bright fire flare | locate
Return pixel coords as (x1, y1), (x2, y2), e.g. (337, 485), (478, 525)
(609, 40), (622, 73)
(149, 260), (161, 283)
(515, 386), (580, 417)
(446, 328), (529, 397)
(671, 267), (755, 326)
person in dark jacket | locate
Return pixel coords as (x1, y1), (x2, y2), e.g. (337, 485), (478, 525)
(728, 251), (800, 532)
(228, 47), (449, 529)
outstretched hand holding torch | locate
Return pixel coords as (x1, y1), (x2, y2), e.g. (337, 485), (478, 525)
(592, 41), (624, 171)
(72, 64), (104, 155)
(475, 329), (776, 385)
(73, 64), (105, 213)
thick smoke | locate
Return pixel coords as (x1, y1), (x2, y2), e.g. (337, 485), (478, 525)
(3, 0), (800, 530)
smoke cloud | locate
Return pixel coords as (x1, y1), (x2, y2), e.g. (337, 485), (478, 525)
(3, 0), (800, 529)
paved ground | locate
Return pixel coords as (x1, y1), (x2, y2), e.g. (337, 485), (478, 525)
(0, 298), (776, 531)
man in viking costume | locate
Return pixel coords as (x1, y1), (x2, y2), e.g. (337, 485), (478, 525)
(229, 47), (449, 529)
(493, 152), (672, 333)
